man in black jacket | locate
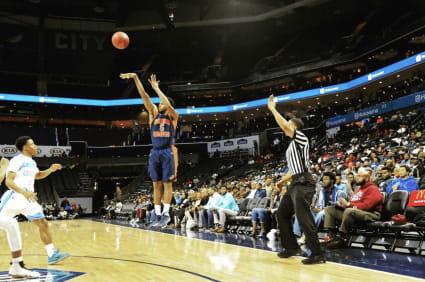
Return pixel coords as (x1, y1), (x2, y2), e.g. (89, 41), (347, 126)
(411, 155), (425, 178)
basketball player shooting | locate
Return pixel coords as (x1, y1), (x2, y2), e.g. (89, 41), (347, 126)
(120, 73), (178, 229)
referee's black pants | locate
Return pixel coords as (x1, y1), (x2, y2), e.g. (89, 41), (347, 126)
(277, 172), (321, 255)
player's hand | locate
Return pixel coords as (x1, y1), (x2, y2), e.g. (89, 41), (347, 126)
(393, 185), (398, 191)
(148, 74), (160, 89)
(268, 94), (276, 111)
(50, 164), (62, 172)
(0, 157), (9, 169)
(120, 73), (137, 80)
(23, 191), (38, 202)
(210, 208), (215, 212)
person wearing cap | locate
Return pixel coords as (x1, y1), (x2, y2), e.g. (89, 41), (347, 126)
(410, 154), (425, 178)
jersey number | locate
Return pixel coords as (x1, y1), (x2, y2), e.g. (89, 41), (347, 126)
(159, 123), (165, 132)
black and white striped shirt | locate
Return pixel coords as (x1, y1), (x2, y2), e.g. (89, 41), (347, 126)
(286, 130), (310, 175)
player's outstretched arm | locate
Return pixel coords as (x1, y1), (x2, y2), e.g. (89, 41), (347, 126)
(35, 164), (62, 180)
(267, 94), (294, 138)
(120, 73), (158, 116)
(0, 157), (9, 184)
(148, 74), (179, 121)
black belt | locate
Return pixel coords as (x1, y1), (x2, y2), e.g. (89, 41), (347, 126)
(291, 172), (311, 181)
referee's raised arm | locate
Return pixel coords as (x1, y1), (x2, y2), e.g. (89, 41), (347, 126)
(267, 95), (296, 138)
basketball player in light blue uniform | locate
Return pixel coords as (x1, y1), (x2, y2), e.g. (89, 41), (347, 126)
(0, 157), (40, 278)
(1, 136), (69, 264)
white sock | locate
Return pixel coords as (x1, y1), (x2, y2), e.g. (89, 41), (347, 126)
(163, 204), (170, 216)
(45, 244), (55, 257)
(155, 205), (162, 216)
(12, 257), (23, 264)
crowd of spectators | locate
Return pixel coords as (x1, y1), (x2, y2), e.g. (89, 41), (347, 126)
(41, 197), (84, 220)
(110, 105), (425, 253)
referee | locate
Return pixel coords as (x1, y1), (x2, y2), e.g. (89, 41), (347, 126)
(268, 95), (325, 265)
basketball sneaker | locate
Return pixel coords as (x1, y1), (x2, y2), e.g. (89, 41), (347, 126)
(48, 249), (69, 265)
(9, 261), (40, 279)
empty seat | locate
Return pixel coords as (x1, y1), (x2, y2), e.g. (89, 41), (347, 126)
(366, 190), (412, 231)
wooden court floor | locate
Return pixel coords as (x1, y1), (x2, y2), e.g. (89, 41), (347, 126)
(0, 219), (423, 282)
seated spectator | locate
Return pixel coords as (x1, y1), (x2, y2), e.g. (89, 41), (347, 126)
(211, 186), (239, 233)
(376, 167), (393, 192)
(372, 157), (381, 169)
(401, 153), (411, 165)
(264, 178), (274, 197)
(76, 204), (83, 216)
(170, 191), (193, 228)
(51, 203), (59, 217)
(174, 192), (183, 205)
(246, 182), (257, 199)
(386, 165), (419, 194)
(193, 189), (209, 227)
(130, 198), (144, 225)
(185, 192), (202, 224)
(239, 186), (251, 198)
(394, 166), (401, 179)
(199, 188), (222, 230)
(58, 208), (68, 220)
(61, 197), (70, 210)
(251, 186), (281, 237)
(106, 201), (116, 219)
(335, 174), (347, 192)
(293, 172), (347, 243)
(253, 183), (267, 199)
(115, 200), (123, 214)
(345, 172), (356, 198)
(324, 168), (383, 249)
(410, 155), (425, 178)
(264, 184), (287, 236)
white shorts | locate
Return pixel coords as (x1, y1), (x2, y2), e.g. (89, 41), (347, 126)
(0, 190), (45, 221)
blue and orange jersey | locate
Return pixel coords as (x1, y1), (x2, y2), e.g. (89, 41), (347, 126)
(150, 113), (175, 149)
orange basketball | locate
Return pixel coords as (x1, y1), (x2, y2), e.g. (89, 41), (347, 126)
(112, 31), (130, 50)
